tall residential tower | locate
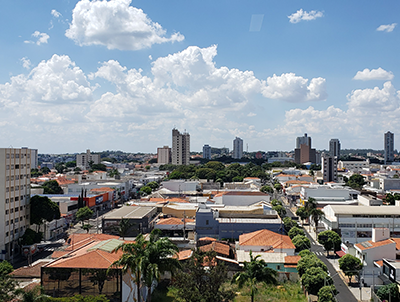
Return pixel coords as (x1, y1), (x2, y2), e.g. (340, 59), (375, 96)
(384, 131), (394, 164)
(232, 137), (243, 159)
(329, 139), (341, 158)
(172, 128), (190, 165)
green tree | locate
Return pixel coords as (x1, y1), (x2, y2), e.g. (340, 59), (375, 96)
(75, 206), (93, 225)
(0, 260), (19, 302)
(270, 199), (282, 206)
(40, 166), (51, 174)
(305, 198), (324, 235)
(338, 254), (362, 284)
(272, 204), (286, 218)
(15, 285), (49, 302)
(317, 230), (341, 256)
(81, 224), (93, 233)
(288, 227), (305, 239)
(65, 161), (77, 168)
(30, 195), (61, 231)
(318, 285), (337, 302)
(20, 228), (43, 245)
(376, 283), (400, 302)
(42, 180), (63, 194)
(140, 186), (152, 196)
(232, 251), (277, 302)
(90, 163), (107, 172)
(260, 185), (273, 194)
(205, 161), (225, 171)
(55, 163), (66, 174)
(173, 251), (235, 302)
(301, 267), (332, 295)
(297, 254), (327, 277)
(283, 217), (296, 233)
(147, 181), (159, 191)
(142, 229), (180, 302)
(291, 234), (311, 252)
(296, 207), (309, 222)
(113, 218), (133, 240)
(274, 183), (282, 192)
(110, 234), (147, 302)
(345, 174), (365, 190)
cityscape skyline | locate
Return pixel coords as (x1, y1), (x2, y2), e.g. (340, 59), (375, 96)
(1, 1), (400, 153)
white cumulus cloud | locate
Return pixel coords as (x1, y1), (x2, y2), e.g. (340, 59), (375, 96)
(353, 67), (394, 81)
(288, 9), (323, 24)
(377, 23), (397, 32)
(24, 31), (50, 45)
(20, 57), (31, 69)
(51, 9), (61, 18)
(65, 0), (184, 50)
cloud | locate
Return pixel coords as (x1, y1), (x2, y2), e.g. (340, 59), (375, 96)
(377, 23), (397, 32)
(24, 31), (50, 45)
(249, 14), (264, 32)
(353, 67), (394, 81)
(65, 0), (184, 50)
(262, 73), (327, 102)
(20, 57), (31, 69)
(288, 9), (323, 24)
(51, 9), (61, 18)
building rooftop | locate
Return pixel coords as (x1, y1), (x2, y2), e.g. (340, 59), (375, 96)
(239, 229), (294, 250)
(355, 239), (395, 251)
(327, 205), (400, 215)
(103, 205), (156, 219)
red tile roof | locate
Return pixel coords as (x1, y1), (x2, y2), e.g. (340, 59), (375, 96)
(10, 261), (51, 278)
(355, 239), (395, 251)
(156, 217), (194, 225)
(239, 229), (295, 250)
(174, 250), (193, 261)
(199, 242), (230, 256)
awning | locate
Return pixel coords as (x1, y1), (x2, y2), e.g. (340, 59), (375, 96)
(336, 250), (346, 257)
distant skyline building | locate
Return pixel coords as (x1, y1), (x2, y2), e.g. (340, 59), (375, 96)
(294, 133), (316, 164)
(232, 137), (243, 159)
(321, 153), (338, 183)
(172, 128), (190, 165)
(157, 146), (171, 164)
(76, 149), (101, 170)
(203, 144), (211, 159)
(384, 131), (394, 164)
(329, 139), (341, 158)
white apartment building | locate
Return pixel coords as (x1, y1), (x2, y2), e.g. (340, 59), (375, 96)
(29, 148), (38, 169)
(338, 159), (370, 172)
(0, 148), (32, 260)
(172, 128), (190, 165)
(157, 146), (171, 164)
(76, 149), (101, 170)
(233, 137), (243, 159)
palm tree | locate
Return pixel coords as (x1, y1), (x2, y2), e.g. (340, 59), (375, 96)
(113, 218), (133, 240)
(15, 285), (49, 302)
(142, 229), (180, 302)
(110, 234), (147, 302)
(310, 208), (325, 235)
(232, 251), (277, 302)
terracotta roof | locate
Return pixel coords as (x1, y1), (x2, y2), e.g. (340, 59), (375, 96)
(391, 238), (400, 250)
(56, 176), (75, 185)
(355, 239), (395, 251)
(65, 234), (120, 251)
(198, 237), (217, 242)
(374, 260), (384, 267)
(10, 261), (51, 278)
(222, 191), (268, 196)
(199, 242), (230, 256)
(51, 251), (70, 258)
(284, 255), (301, 265)
(239, 229), (295, 250)
(156, 217), (194, 225)
(174, 250), (193, 261)
(244, 177), (261, 180)
(90, 187), (115, 192)
(285, 180), (310, 185)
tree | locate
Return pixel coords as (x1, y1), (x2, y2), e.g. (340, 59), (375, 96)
(296, 207), (308, 222)
(20, 228), (43, 245)
(291, 234), (311, 252)
(40, 166), (51, 174)
(140, 186), (152, 196)
(297, 254), (327, 277)
(338, 254), (362, 284)
(90, 163), (107, 172)
(376, 283), (400, 302)
(232, 250), (277, 302)
(288, 227), (305, 239)
(113, 218), (133, 240)
(55, 163), (66, 174)
(310, 208), (324, 235)
(81, 224), (94, 233)
(0, 260), (19, 302)
(318, 230), (341, 255)
(272, 205), (286, 218)
(301, 267), (332, 295)
(270, 199), (282, 206)
(76, 206), (93, 225)
(147, 181), (159, 191)
(318, 285), (337, 302)
(15, 285), (49, 302)
(274, 183), (282, 192)
(42, 180), (63, 194)
(174, 250), (235, 302)
(345, 174), (365, 190)
(260, 185), (273, 194)
(30, 195), (61, 231)
(110, 234), (147, 302)
(142, 229), (180, 302)
(283, 217), (296, 233)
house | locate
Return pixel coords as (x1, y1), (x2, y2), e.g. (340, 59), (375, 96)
(212, 191), (270, 206)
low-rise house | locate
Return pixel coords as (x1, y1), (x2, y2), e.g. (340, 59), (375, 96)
(212, 191), (270, 206)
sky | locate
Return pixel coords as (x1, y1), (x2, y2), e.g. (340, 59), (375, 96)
(1, 0), (400, 154)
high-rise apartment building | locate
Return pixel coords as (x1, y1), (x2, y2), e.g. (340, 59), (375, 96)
(203, 144), (211, 159)
(172, 128), (190, 165)
(329, 139), (341, 158)
(232, 137), (243, 159)
(157, 146), (171, 164)
(321, 153), (338, 183)
(385, 131), (394, 164)
(294, 133), (316, 164)
(29, 148), (38, 169)
(76, 149), (101, 170)
(0, 148), (32, 261)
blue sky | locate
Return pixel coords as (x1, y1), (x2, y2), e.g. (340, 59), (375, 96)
(1, 0), (399, 153)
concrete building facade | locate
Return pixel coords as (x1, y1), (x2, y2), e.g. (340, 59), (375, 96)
(0, 148), (32, 260)
(203, 144), (211, 159)
(233, 137), (243, 159)
(172, 128), (190, 165)
(329, 139), (341, 158)
(76, 149), (101, 170)
(157, 146), (171, 164)
(321, 153), (338, 183)
(384, 131), (394, 164)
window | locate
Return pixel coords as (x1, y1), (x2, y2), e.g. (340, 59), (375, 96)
(6, 165), (9, 170)
(20, 216), (23, 221)
(15, 175), (19, 180)
(277, 265), (281, 270)
(6, 154), (9, 159)
(6, 176), (9, 181)
(6, 210), (9, 215)
(15, 218), (19, 223)
(11, 154), (14, 159)
(20, 206), (23, 210)
(16, 154), (19, 159)
(15, 207), (18, 212)
(6, 187), (9, 193)
(10, 187), (13, 191)
(15, 164), (19, 169)
(27, 154), (30, 158)
(15, 196), (19, 201)
(6, 221), (9, 226)
(10, 198), (13, 202)
(5, 232), (8, 237)
(27, 164), (30, 169)
(206, 220), (209, 225)
(10, 219), (13, 224)
(15, 186), (19, 190)
(10, 176), (14, 181)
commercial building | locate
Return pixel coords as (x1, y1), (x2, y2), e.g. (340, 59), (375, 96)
(321, 153), (338, 183)
(172, 128), (190, 165)
(338, 159), (370, 172)
(203, 144), (211, 159)
(0, 147), (32, 261)
(232, 137), (243, 159)
(329, 139), (341, 158)
(294, 134), (316, 164)
(76, 149), (101, 170)
(384, 131), (394, 164)
(157, 146), (171, 164)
